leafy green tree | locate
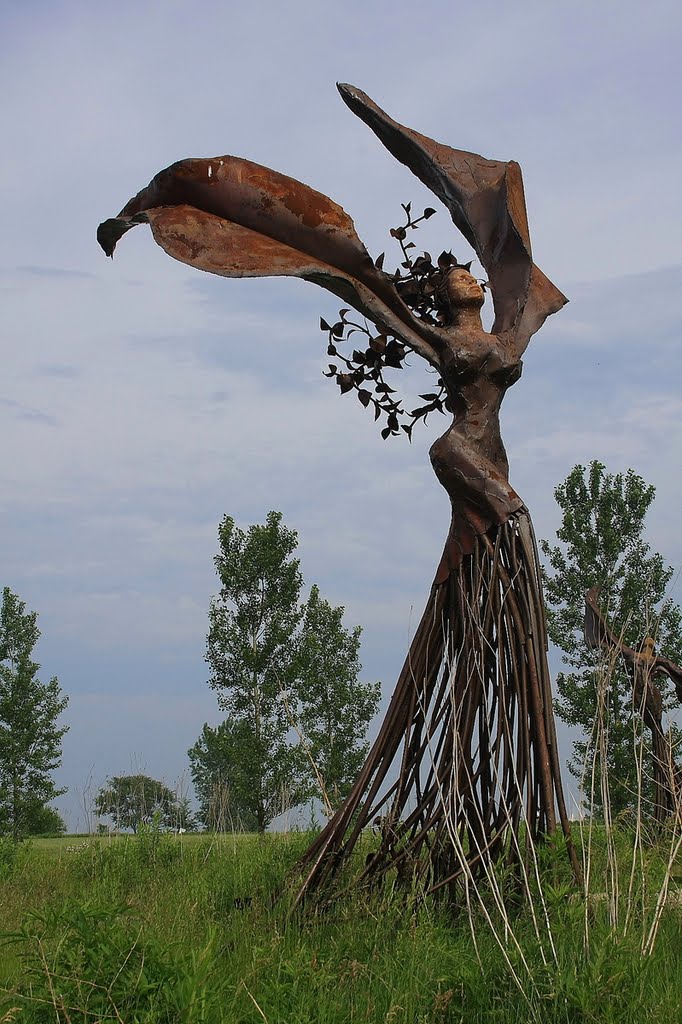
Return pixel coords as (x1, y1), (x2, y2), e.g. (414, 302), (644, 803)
(189, 720), (262, 831)
(168, 795), (197, 832)
(95, 774), (180, 833)
(295, 585), (381, 812)
(540, 462), (682, 815)
(0, 587), (69, 842)
(25, 804), (67, 836)
(204, 512), (308, 832)
(198, 511), (379, 831)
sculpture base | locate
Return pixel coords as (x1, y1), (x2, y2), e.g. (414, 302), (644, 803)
(291, 509), (580, 907)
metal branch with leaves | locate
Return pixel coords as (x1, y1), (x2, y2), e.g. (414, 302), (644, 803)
(321, 204), (486, 440)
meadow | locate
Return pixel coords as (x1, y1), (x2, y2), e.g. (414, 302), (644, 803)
(1, 822), (681, 1023)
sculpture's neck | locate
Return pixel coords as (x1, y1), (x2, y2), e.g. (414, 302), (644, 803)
(447, 307), (484, 332)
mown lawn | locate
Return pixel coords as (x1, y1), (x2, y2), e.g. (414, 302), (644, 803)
(1, 827), (681, 1022)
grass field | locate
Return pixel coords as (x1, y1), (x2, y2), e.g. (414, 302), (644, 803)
(1, 825), (681, 1022)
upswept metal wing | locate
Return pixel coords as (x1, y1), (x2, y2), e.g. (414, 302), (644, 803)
(337, 83), (567, 352)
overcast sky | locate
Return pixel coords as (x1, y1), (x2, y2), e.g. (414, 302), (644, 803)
(1, 1), (681, 829)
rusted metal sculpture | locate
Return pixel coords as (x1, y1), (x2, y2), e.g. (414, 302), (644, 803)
(585, 587), (682, 822)
(98, 84), (582, 898)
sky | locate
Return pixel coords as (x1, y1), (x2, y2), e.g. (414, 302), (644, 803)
(1, 0), (681, 830)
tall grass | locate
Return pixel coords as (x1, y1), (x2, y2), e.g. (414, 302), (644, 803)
(1, 646), (682, 1022)
(1, 824), (680, 1021)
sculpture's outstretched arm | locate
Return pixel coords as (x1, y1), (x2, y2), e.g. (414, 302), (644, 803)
(652, 655), (682, 704)
(585, 586), (682, 701)
(584, 587), (640, 664)
(337, 84), (567, 356)
(585, 587), (682, 821)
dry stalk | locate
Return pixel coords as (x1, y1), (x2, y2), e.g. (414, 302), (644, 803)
(579, 609), (682, 958)
(277, 682), (334, 819)
(420, 638), (544, 1015)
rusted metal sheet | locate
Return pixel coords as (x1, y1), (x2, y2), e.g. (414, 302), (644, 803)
(98, 154), (374, 274)
(98, 155), (441, 367)
(336, 84), (567, 351)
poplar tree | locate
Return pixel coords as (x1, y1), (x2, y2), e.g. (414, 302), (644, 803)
(0, 587), (69, 841)
(541, 462), (682, 815)
(188, 720), (263, 832)
(295, 585), (380, 812)
(195, 511), (379, 831)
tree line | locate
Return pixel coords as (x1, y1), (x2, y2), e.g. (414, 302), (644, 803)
(2, 464), (681, 838)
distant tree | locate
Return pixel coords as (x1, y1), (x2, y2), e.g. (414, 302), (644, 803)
(294, 585), (381, 813)
(541, 462), (682, 815)
(168, 795), (197, 832)
(204, 512), (308, 831)
(198, 511), (379, 831)
(0, 587), (69, 842)
(25, 804), (67, 836)
(188, 720), (261, 831)
(95, 774), (179, 833)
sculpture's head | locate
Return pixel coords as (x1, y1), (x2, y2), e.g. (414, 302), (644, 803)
(444, 267), (485, 310)
(435, 266), (486, 329)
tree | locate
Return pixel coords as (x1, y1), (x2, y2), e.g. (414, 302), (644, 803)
(541, 462), (682, 815)
(188, 720), (262, 831)
(95, 774), (180, 833)
(197, 511), (380, 832)
(24, 804), (67, 836)
(295, 585), (381, 812)
(170, 795), (197, 832)
(204, 511), (307, 832)
(0, 587), (69, 842)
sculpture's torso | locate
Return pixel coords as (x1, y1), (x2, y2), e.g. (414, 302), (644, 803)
(429, 329), (524, 565)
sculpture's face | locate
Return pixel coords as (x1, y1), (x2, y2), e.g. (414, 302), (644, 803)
(445, 268), (485, 309)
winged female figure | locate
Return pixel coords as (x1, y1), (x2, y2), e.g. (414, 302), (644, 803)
(99, 85), (581, 898)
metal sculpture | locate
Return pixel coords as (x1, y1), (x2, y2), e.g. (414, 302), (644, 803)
(585, 588), (682, 822)
(98, 84), (582, 898)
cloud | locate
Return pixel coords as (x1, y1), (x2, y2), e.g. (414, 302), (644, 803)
(0, 396), (58, 426)
(33, 363), (81, 379)
(12, 265), (96, 280)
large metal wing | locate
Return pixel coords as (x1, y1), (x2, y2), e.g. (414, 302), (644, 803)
(337, 84), (567, 353)
(97, 154), (441, 367)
